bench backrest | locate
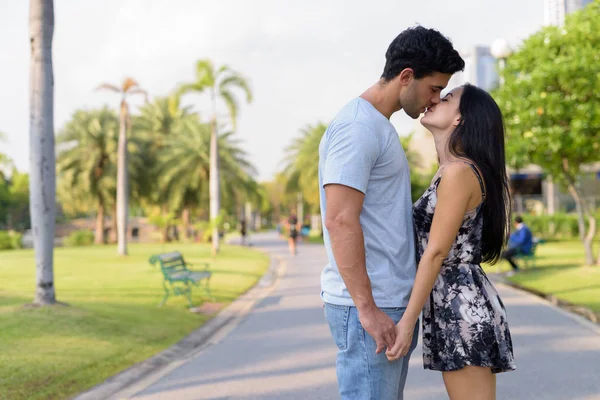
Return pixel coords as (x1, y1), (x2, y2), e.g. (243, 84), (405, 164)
(149, 252), (188, 277)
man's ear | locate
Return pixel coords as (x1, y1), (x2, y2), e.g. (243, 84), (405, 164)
(398, 68), (414, 86)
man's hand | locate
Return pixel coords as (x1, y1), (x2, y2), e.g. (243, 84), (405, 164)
(385, 316), (416, 361)
(359, 306), (396, 354)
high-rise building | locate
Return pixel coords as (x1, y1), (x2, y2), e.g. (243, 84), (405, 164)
(544, 0), (593, 26)
(447, 46), (499, 91)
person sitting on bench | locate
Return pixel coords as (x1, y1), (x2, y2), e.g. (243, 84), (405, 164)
(502, 216), (533, 273)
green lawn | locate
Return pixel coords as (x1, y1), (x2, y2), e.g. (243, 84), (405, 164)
(484, 240), (600, 313)
(0, 243), (270, 400)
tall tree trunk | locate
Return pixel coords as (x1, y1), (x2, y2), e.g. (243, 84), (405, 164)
(161, 204), (170, 243)
(297, 192), (304, 228)
(182, 207), (191, 240)
(562, 159), (596, 266)
(116, 101), (129, 255)
(95, 200), (105, 245)
(574, 200), (586, 242)
(209, 113), (220, 256)
(565, 181), (596, 266)
(29, 0), (56, 305)
(110, 204), (117, 243)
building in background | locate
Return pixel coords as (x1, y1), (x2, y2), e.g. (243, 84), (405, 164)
(447, 46), (498, 91)
(544, 0), (593, 26)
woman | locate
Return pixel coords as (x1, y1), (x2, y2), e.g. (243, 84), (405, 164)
(386, 84), (516, 399)
(287, 214), (299, 255)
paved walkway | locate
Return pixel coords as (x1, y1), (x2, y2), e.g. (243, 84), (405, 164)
(127, 232), (600, 400)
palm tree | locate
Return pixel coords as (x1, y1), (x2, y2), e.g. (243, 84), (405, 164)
(158, 119), (257, 240)
(133, 96), (196, 238)
(29, 0), (56, 305)
(97, 78), (147, 255)
(283, 123), (327, 214)
(135, 96), (195, 143)
(178, 60), (252, 255)
(56, 108), (118, 244)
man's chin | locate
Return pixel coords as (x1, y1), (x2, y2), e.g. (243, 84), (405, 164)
(405, 109), (421, 119)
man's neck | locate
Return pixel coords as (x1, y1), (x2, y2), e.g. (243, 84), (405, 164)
(516, 223), (524, 230)
(359, 80), (402, 120)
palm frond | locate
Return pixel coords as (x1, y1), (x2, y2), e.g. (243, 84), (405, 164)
(122, 77), (141, 92)
(220, 89), (239, 130)
(127, 88), (148, 102)
(96, 83), (121, 93)
(195, 59), (216, 87)
(219, 74), (253, 103)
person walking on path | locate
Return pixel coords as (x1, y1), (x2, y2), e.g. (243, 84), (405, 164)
(287, 214), (299, 255)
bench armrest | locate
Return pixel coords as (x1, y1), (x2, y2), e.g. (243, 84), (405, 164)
(187, 262), (211, 271)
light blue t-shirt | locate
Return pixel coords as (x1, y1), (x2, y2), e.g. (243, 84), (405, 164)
(319, 97), (416, 308)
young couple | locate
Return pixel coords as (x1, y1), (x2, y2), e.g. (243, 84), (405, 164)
(319, 26), (516, 400)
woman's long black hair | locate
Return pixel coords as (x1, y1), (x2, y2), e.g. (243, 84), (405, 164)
(448, 84), (511, 264)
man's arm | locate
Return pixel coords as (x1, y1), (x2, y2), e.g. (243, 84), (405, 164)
(324, 184), (372, 309)
(324, 183), (395, 353)
(511, 228), (526, 247)
(321, 120), (395, 354)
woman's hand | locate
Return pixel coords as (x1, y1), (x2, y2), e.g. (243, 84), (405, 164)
(385, 316), (416, 361)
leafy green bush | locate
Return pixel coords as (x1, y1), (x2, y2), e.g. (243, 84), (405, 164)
(64, 230), (95, 247)
(10, 232), (23, 249)
(0, 231), (23, 250)
(520, 213), (598, 240)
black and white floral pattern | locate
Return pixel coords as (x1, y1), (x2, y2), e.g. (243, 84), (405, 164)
(413, 165), (516, 374)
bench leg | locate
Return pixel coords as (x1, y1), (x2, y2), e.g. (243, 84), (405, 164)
(159, 290), (169, 307)
(159, 280), (171, 307)
(191, 277), (215, 301)
(184, 283), (194, 307)
(185, 292), (193, 307)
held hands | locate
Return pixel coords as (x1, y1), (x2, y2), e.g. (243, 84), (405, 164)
(386, 316), (416, 361)
(358, 306), (396, 354)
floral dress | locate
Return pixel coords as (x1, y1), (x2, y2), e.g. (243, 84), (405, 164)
(413, 162), (516, 373)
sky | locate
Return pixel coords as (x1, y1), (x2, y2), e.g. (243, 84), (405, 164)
(0, 0), (544, 181)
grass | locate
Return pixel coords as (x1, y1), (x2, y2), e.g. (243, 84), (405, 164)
(0, 242), (270, 400)
(484, 240), (600, 313)
(305, 235), (324, 244)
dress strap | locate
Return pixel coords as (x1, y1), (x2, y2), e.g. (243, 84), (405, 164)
(463, 162), (486, 200)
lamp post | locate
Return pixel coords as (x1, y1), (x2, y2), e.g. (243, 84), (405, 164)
(491, 39), (525, 215)
(491, 38), (512, 86)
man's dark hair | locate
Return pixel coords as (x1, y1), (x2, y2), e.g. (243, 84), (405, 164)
(381, 26), (465, 81)
(515, 216), (523, 224)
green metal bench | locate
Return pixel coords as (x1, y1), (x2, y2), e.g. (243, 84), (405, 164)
(149, 252), (213, 307)
(514, 238), (545, 269)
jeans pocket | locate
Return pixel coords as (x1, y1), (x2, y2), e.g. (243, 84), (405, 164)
(324, 303), (350, 351)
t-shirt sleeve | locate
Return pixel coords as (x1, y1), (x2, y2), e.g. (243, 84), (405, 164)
(321, 121), (380, 194)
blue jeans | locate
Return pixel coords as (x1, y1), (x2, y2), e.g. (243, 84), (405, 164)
(324, 303), (419, 400)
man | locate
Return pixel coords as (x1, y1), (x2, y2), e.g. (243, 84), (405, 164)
(319, 26), (464, 399)
(240, 220), (247, 246)
(502, 216), (533, 274)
